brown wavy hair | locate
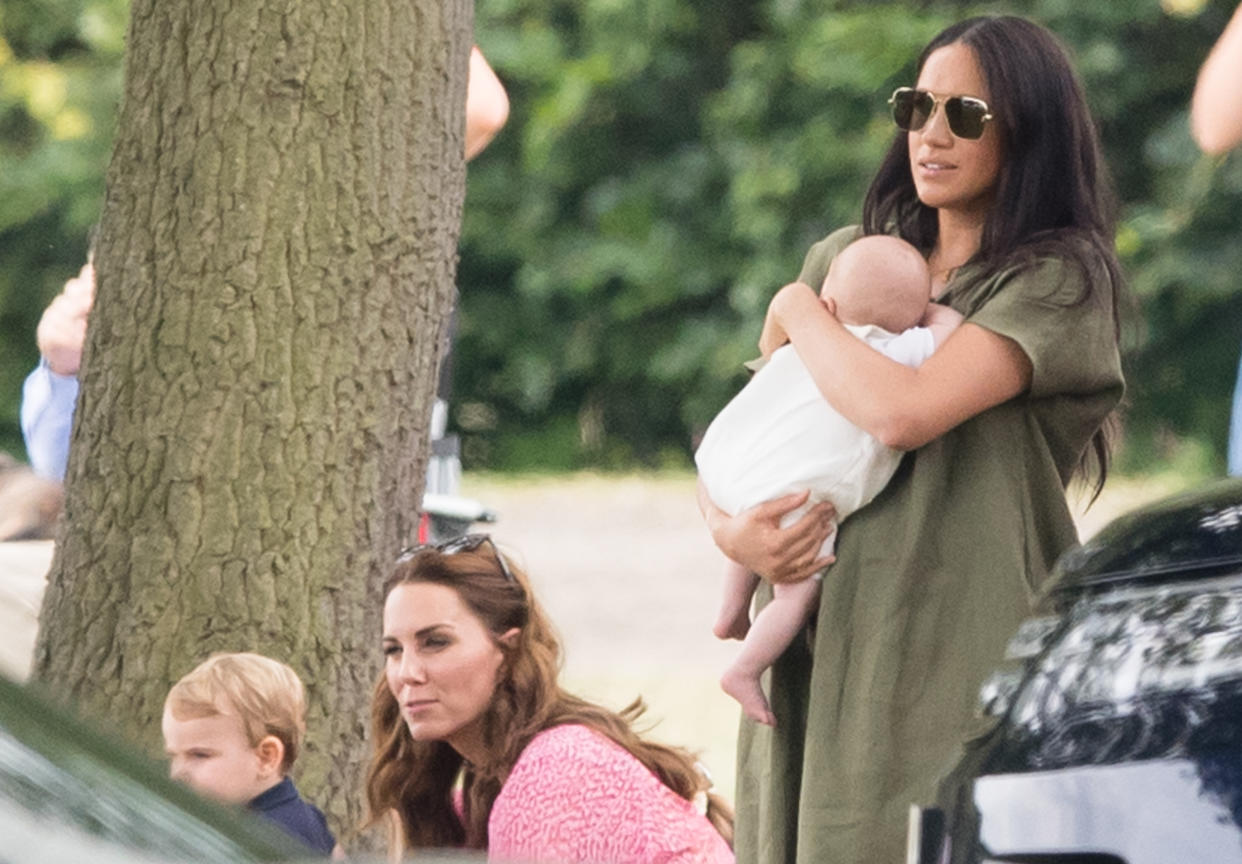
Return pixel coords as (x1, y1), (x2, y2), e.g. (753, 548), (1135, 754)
(364, 541), (733, 852)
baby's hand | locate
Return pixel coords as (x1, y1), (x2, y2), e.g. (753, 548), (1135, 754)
(921, 301), (965, 349)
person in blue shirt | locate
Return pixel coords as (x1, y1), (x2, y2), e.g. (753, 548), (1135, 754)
(162, 652), (341, 857)
(20, 257), (92, 480)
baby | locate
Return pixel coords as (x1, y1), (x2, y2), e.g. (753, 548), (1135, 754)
(162, 652), (340, 857)
(696, 235), (962, 725)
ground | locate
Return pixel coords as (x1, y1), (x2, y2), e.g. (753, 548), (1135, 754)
(0, 469), (1198, 801)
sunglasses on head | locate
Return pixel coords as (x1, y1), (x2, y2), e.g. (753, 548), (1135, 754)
(889, 87), (993, 140)
(396, 533), (516, 584)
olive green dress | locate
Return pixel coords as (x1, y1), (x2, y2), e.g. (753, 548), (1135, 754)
(733, 227), (1124, 864)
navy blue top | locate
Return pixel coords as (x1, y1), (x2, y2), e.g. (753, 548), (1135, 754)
(248, 776), (337, 856)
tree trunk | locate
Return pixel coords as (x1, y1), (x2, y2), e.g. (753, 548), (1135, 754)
(33, 0), (470, 842)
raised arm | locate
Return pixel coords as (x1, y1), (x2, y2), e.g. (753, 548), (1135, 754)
(768, 281), (1031, 451)
(1191, 3), (1242, 155)
(20, 261), (94, 480)
(465, 46), (510, 161)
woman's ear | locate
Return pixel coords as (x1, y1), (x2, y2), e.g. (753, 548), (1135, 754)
(256, 735), (285, 778)
(497, 627), (521, 650)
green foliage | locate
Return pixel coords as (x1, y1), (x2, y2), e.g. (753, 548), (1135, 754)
(4, 0), (1242, 473)
(457, 0), (1242, 471)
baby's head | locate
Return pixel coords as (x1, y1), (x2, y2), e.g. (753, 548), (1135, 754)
(162, 652), (307, 805)
(820, 235), (931, 333)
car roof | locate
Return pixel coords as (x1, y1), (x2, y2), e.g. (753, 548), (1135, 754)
(1053, 478), (1242, 592)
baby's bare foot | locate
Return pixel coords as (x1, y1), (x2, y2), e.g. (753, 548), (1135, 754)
(721, 665), (776, 727)
(713, 605), (751, 641)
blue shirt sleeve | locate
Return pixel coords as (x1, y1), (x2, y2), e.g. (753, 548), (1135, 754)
(20, 359), (78, 481)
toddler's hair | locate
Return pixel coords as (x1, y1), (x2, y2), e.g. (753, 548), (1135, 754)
(165, 652), (306, 773)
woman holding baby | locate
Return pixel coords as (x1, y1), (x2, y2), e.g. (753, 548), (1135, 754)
(698, 15), (1125, 864)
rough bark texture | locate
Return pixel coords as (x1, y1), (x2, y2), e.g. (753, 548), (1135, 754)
(33, 0), (470, 842)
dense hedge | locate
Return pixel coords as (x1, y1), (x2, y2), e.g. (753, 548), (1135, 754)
(4, 0), (1241, 473)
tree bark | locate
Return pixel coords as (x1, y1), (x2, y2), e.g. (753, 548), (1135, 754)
(33, 0), (470, 842)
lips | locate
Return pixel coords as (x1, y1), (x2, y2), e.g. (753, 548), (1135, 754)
(403, 699), (436, 715)
(917, 159), (957, 174)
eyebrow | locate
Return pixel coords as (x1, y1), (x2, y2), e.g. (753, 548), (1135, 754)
(382, 623), (454, 642)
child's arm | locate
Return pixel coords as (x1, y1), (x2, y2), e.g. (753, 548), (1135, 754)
(758, 295), (795, 357)
(921, 302), (965, 349)
(1191, 2), (1242, 155)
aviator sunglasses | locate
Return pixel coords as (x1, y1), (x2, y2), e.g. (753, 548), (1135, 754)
(889, 87), (993, 140)
(396, 533), (516, 583)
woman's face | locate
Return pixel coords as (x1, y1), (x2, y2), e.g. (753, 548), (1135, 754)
(383, 582), (511, 761)
(908, 42), (1003, 220)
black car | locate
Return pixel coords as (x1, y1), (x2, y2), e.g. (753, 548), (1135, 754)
(909, 478), (1242, 864)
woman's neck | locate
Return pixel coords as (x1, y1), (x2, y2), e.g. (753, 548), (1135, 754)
(447, 721), (490, 770)
(929, 209), (986, 295)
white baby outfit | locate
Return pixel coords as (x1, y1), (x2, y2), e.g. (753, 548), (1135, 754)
(695, 324), (936, 558)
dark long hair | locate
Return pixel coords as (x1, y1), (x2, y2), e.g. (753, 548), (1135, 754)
(364, 545), (733, 852)
(863, 15), (1123, 498)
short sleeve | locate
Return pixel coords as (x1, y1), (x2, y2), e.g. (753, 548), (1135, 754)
(964, 254), (1122, 401)
(20, 359), (79, 481)
(797, 226), (863, 289)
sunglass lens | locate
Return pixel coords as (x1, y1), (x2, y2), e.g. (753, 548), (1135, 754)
(892, 89), (933, 132)
(891, 89), (914, 131)
(945, 97), (988, 139)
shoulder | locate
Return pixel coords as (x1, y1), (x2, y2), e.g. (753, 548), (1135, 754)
(491, 725), (732, 863)
(511, 724), (629, 779)
(970, 234), (1117, 312)
(797, 225), (865, 285)
(255, 779), (337, 855)
(489, 725), (636, 856)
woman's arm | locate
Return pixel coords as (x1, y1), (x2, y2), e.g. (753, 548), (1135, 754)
(768, 281), (1032, 451)
(1191, 3), (1242, 155)
(465, 46), (510, 161)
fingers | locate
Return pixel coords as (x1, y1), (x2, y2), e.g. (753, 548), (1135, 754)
(62, 265), (96, 309)
(780, 529), (826, 566)
(776, 500), (836, 550)
(764, 500), (835, 582)
(37, 277), (94, 375)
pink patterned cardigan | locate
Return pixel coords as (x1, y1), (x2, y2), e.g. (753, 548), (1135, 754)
(487, 724), (734, 863)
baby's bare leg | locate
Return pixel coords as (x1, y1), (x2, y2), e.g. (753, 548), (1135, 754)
(714, 560), (761, 640)
(721, 577), (821, 727)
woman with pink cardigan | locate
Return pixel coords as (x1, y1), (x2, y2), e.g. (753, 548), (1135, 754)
(366, 535), (734, 863)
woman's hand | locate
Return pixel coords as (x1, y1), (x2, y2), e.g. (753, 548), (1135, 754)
(699, 483), (836, 584)
(759, 282), (830, 356)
